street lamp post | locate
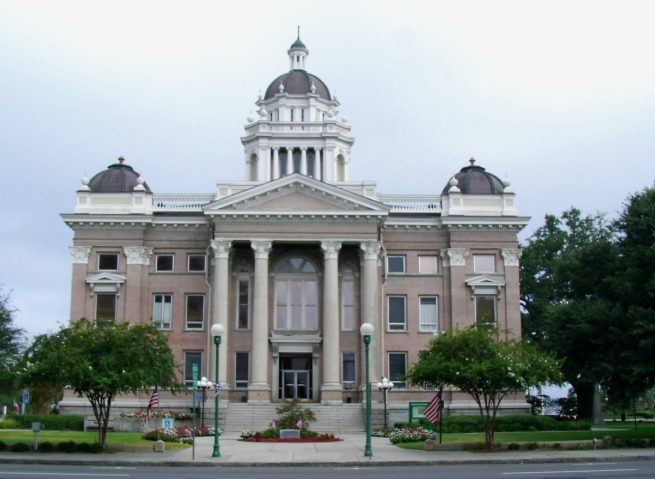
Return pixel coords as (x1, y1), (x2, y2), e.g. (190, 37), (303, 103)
(210, 323), (224, 458)
(376, 377), (393, 430)
(196, 377), (213, 428)
(360, 322), (374, 458)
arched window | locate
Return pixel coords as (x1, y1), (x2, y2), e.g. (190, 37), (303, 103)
(274, 257), (318, 331)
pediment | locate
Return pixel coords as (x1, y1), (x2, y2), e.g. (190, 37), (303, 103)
(465, 275), (505, 296)
(204, 174), (388, 216)
(86, 272), (126, 293)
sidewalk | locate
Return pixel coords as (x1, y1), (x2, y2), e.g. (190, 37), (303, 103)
(2, 433), (655, 467)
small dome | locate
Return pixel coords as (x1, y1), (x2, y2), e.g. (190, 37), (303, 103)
(88, 157), (152, 193)
(442, 159), (505, 195)
(290, 36), (307, 50)
(264, 70), (331, 100)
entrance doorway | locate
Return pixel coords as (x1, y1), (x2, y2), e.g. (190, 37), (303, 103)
(278, 354), (312, 400)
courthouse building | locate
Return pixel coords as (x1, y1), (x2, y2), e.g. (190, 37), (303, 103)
(61, 35), (528, 419)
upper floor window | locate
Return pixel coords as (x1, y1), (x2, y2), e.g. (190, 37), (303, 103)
(290, 108), (295, 122)
(185, 294), (204, 330)
(156, 254), (174, 272)
(418, 255), (438, 274)
(153, 294), (172, 330)
(387, 295), (406, 331)
(274, 257), (318, 331)
(419, 296), (438, 332)
(236, 278), (251, 329)
(187, 254), (206, 272)
(98, 253), (119, 271)
(476, 295), (496, 328)
(341, 265), (357, 331)
(387, 255), (406, 274)
(474, 254), (496, 273)
(96, 293), (116, 326)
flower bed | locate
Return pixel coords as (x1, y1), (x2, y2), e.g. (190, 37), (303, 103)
(240, 436), (341, 443)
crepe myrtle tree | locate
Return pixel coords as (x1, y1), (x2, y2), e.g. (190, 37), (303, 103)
(409, 326), (561, 450)
(20, 319), (183, 447)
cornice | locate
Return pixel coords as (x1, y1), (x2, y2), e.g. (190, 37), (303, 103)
(211, 214), (381, 224)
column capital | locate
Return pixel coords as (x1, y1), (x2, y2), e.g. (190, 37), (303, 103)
(441, 248), (468, 267)
(69, 246), (91, 264)
(123, 246), (153, 265)
(321, 241), (342, 260)
(501, 248), (522, 267)
(211, 239), (232, 259)
(272, 146), (280, 151)
(359, 241), (381, 261)
(300, 146), (308, 151)
(251, 240), (273, 259)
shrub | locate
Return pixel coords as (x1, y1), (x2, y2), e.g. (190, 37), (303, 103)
(0, 441), (7, 451)
(507, 443), (520, 450)
(300, 429), (318, 438)
(10, 442), (30, 452)
(38, 441), (54, 452)
(261, 427), (280, 439)
(57, 441), (77, 453)
(75, 442), (93, 453)
(240, 430), (253, 439)
(0, 418), (19, 429)
(275, 399), (316, 429)
(526, 442), (539, 450)
(553, 443), (562, 449)
(7, 413), (84, 431)
(89, 443), (104, 453)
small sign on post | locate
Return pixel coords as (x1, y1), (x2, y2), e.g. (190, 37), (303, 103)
(32, 422), (42, 451)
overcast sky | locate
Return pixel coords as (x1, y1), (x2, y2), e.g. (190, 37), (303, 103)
(1, 0), (654, 339)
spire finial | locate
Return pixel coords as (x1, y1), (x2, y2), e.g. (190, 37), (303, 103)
(118, 156), (125, 164)
(469, 157), (476, 166)
(297, 25), (300, 40)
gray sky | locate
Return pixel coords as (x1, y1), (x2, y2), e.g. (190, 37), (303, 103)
(1, 0), (654, 339)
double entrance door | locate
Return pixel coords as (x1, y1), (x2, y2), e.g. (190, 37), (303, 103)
(279, 354), (313, 400)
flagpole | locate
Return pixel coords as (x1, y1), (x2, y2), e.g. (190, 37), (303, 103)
(438, 386), (444, 444)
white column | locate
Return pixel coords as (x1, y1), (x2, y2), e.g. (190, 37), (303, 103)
(315, 148), (322, 180)
(210, 239), (231, 385)
(272, 148), (280, 180)
(286, 147), (293, 175)
(249, 240), (272, 402)
(321, 240), (342, 403)
(300, 147), (308, 175)
(360, 241), (381, 383)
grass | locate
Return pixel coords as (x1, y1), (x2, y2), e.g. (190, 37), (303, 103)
(395, 423), (655, 450)
(0, 431), (189, 450)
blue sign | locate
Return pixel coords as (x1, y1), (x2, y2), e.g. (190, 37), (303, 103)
(22, 390), (29, 404)
(197, 394), (203, 402)
(163, 419), (173, 429)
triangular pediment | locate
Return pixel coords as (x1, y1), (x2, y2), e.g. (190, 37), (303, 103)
(86, 272), (127, 284)
(204, 174), (388, 216)
(465, 275), (505, 295)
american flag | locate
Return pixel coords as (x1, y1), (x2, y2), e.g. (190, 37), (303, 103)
(423, 394), (442, 425)
(145, 385), (159, 423)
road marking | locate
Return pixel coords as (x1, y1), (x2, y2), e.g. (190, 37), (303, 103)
(503, 468), (637, 476)
(0, 473), (130, 477)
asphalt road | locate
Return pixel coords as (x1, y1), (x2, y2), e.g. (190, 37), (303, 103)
(0, 462), (654, 479)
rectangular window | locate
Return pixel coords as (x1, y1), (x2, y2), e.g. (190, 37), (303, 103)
(301, 108), (305, 122)
(342, 353), (356, 389)
(341, 278), (356, 331)
(98, 253), (119, 271)
(184, 351), (202, 385)
(387, 255), (406, 274)
(387, 296), (407, 331)
(185, 294), (204, 330)
(419, 296), (438, 332)
(474, 254), (496, 273)
(290, 108), (294, 122)
(156, 254), (174, 272)
(388, 352), (407, 389)
(153, 294), (172, 330)
(275, 279), (318, 331)
(235, 352), (249, 388)
(476, 295), (496, 327)
(237, 279), (251, 329)
(418, 255), (438, 274)
(187, 254), (206, 272)
(96, 293), (116, 326)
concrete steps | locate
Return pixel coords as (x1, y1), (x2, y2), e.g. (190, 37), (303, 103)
(222, 403), (364, 434)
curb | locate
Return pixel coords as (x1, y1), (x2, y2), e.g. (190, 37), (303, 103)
(2, 454), (655, 468)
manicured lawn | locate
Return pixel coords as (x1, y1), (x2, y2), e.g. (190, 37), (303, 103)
(0, 431), (188, 449)
(396, 424), (655, 450)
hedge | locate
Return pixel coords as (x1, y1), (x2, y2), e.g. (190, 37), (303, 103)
(6, 414), (84, 431)
(395, 415), (591, 433)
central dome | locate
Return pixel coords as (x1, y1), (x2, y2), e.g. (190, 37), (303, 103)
(264, 70), (331, 100)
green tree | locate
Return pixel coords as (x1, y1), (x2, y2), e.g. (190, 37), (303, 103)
(408, 327), (561, 450)
(20, 319), (182, 447)
(0, 289), (25, 406)
(520, 208), (619, 419)
(606, 187), (655, 407)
